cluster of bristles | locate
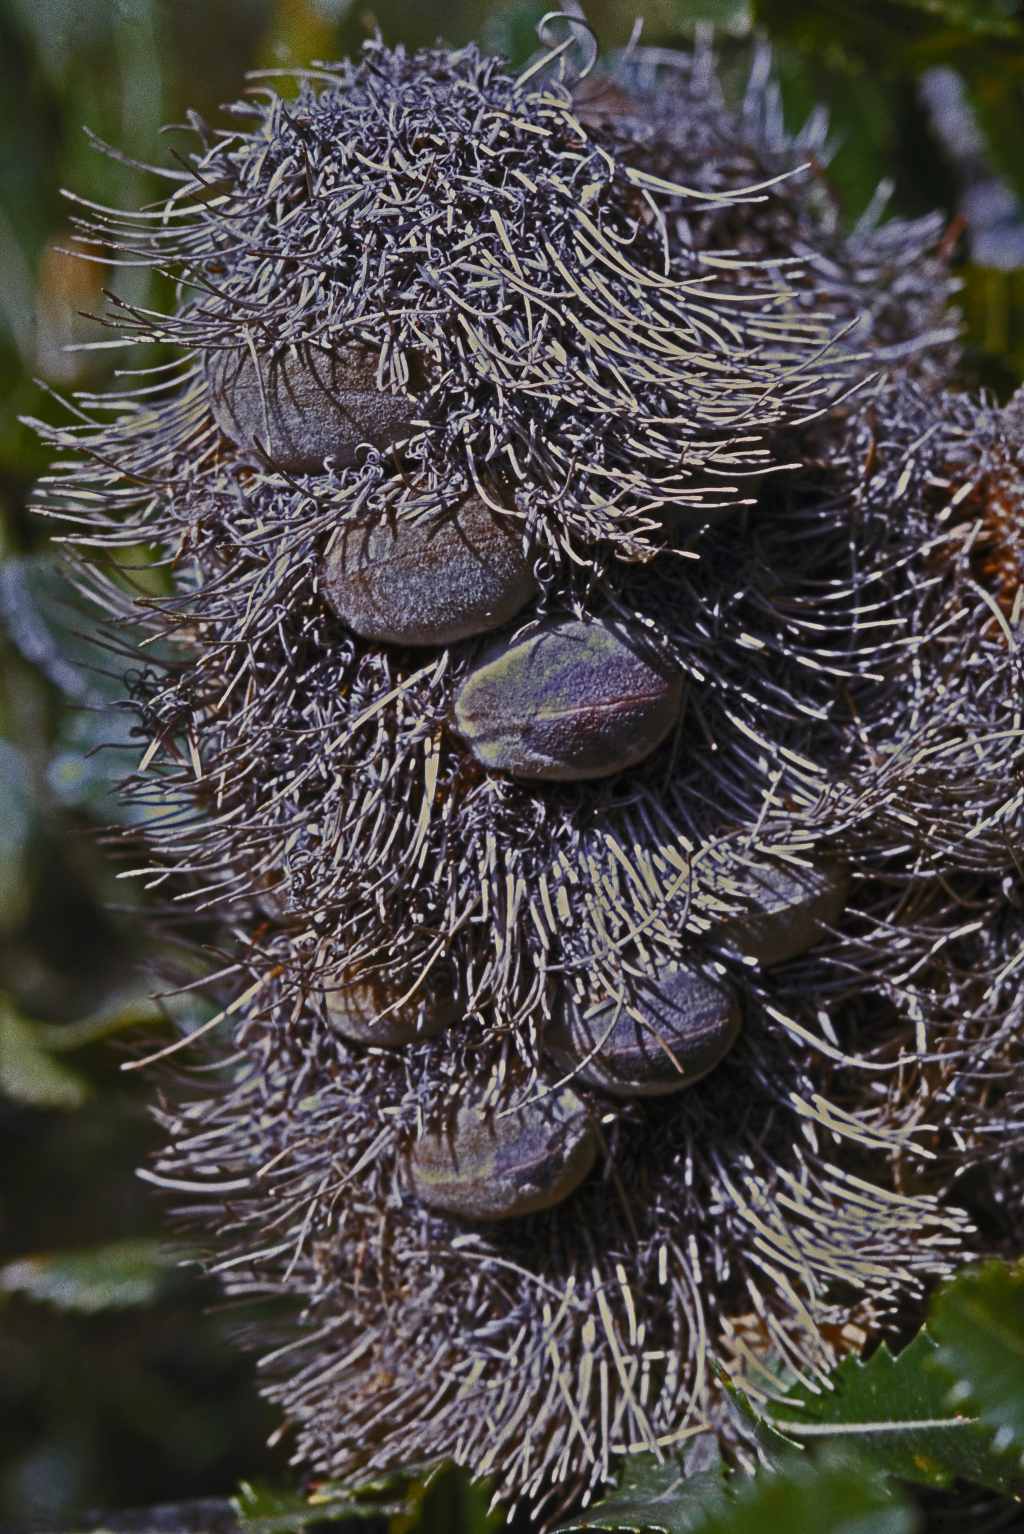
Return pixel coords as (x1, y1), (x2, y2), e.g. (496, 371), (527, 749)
(27, 32), (1024, 1525)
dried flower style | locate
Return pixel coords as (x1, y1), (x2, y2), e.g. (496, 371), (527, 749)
(25, 30), (1024, 1527)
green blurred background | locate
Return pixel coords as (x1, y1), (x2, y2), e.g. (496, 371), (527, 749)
(1, 0), (1023, 1523)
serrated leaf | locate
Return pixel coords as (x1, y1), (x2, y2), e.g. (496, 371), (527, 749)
(555, 1454), (730, 1532)
(0, 1238), (183, 1312)
(711, 1358), (802, 1471)
(698, 1449), (915, 1534)
(930, 1260), (1024, 1470)
(765, 1328), (1017, 1495)
(563, 1448), (914, 1534)
(235, 1463), (498, 1534)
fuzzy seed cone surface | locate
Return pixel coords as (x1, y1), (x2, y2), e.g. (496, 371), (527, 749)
(27, 35), (1024, 1526)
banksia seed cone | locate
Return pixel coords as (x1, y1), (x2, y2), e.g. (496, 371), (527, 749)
(27, 31), (1024, 1526)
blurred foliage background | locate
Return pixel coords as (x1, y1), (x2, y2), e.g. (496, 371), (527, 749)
(1, 0), (1023, 1526)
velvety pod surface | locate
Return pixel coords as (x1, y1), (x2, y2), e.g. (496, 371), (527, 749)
(453, 617), (685, 780)
(204, 341), (419, 472)
(403, 1088), (597, 1220)
(716, 858), (852, 965)
(544, 965), (741, 1097)
(27, 32), (1024, 1529)
(321, 495), (536, 646)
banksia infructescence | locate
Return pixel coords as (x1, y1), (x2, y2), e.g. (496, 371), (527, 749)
(27, 29), (1024, 1526)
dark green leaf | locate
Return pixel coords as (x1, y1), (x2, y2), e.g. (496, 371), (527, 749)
(765, 1328), (1016, 1494)
(232, 1482), (359, 1534)
(0, 1238), (184, 1312)
(480, 0), (552, 69)
(930, 1260), (1024, 1471)
(710, 1358), (804, 1471)
(0, 993), (89, 1109)
(0, 989), (166, 1110)
(696, 1449), (916, 1534)
(233, 1482), (337, 1533)
(32, 992), (165, 1052)
(555, 1453), (729, 1532)
(752, 0), (1024, 73)
(402, 1460), (503, 1533)
(234, 1478), (402, 1531)
(234, 1463), (499, 1534)
(562, 1448), (916, 1534)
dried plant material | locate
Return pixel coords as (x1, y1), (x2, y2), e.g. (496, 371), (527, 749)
(23, 30), (1024, 1529)
(544, 964), (741, 1095)
(963, 385), (1024, 613)
(321, 494), (536, 646)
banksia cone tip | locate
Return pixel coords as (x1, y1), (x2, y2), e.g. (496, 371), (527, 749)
(27, 28), (1024, 1526)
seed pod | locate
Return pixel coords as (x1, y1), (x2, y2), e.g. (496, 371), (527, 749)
(321, 496), (536, 646)
(545, 965), (740, 1096)
(324, 962), (461, 1046)
(452, 617), (683, 781)
(204, 341), (419, 472)
(404, 1086), (596, 1220)
(717, 858), (852, 964)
